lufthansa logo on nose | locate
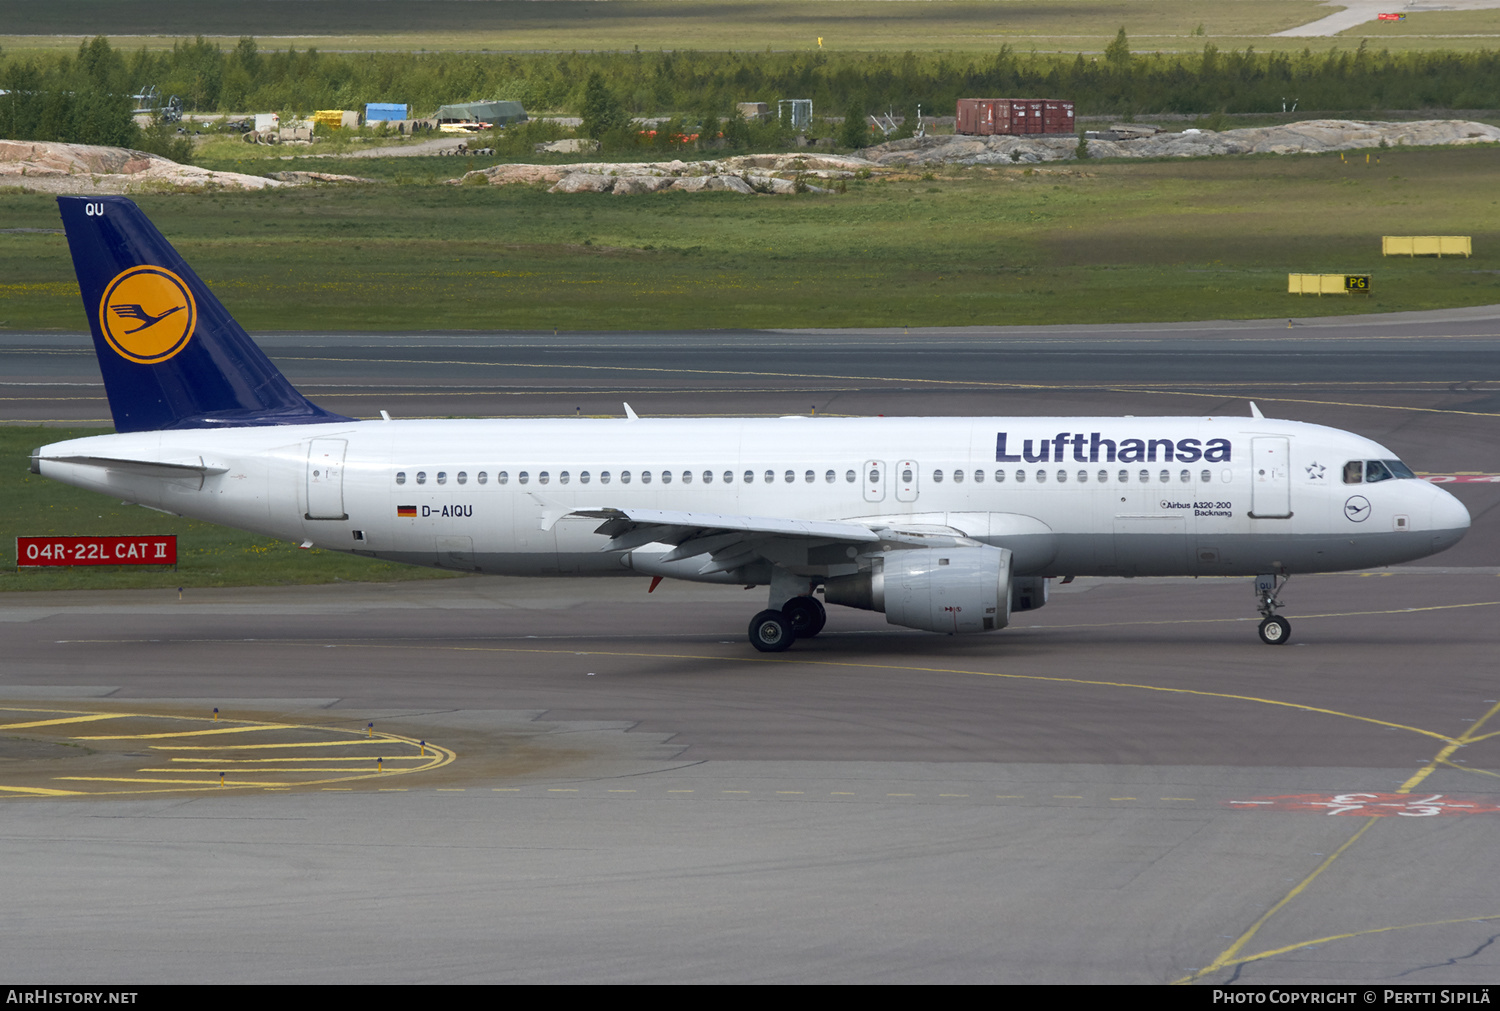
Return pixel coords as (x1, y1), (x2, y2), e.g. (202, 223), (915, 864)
(98, 266), (196, 364)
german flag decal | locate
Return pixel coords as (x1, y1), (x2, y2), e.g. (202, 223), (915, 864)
(397, 505), (417, 517)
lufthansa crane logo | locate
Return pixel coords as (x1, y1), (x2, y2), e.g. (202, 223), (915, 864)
(98, 266), (196, 364)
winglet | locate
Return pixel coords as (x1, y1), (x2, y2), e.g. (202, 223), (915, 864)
(623, 402), (639, 421)
(56, 195), (351, 433)
(1249, 401), (1265, 419)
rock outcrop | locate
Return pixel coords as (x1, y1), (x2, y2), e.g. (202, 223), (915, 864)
(863, 119), (1500, 167)
(0, 141), (370, 193)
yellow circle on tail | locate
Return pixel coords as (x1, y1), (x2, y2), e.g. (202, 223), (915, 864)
(98, 266), (197, 364)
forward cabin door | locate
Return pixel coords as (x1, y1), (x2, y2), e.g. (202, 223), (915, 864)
(306, 438), (348, 520)
(1249, 437), (1292, 518)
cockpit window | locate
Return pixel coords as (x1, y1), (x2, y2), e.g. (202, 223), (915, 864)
(1347, 459), (1415, 483)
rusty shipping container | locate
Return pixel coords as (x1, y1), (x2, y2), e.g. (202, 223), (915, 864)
(956, 98), (1074, 136)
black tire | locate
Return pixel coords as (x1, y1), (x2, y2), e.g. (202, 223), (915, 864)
(781, 596), (827, 637)
(749, 609), (796, 652)
(1258, 615), (1291, 645)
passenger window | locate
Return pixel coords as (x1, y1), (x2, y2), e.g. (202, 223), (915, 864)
(1343, 461), (1363, 484)
(1056, 470), (1067, 483)
(518, 472), (528, 485)
(660, 471), (671, 485)
(478, 472), (488, 485)
(1036, 470), (1046, 484)
(417, 471), (428, 485)
(868, 468), (880, 484)
(538, 472), (549, 485)
(457, 471), (468, 485)
(642, 471), (653, 485)
(765, 470), (775, 483)
(784, 470), (794, 483)
(395, 471), (406, 485)
(1179, 470), (1190, 483)
(558, 471), (569, 484)
(995, 470), (1006, 483)
(1366, 460), (1394, 483)
(724, 471), (734, 484)
(974, 470), (984, 483)
(825, 470), (835, 483)
(1015, 470), (1025, 483)
(702, 471), (713, 484)
(1158, 470), (1169, 483)
(579, 472), (590, 484)
(600, 471), (611, 484)
(932, 469), (943, 483)
(497, 471), (509, 485)
(845, 470), (856, 483)
(1118, 470), (1128, 483)
(804, 470), (815, 483)
(1138, 470), (1150, 483)
(437, 471), (447, 485)
(953, 469), (964, 484)
(620, 471), (631, 484)
(1200, 470), (1210, 483)
(902, 468), (913, 482)
(1097, 470), (1108, 483)
(1078, 470), (1088, 483)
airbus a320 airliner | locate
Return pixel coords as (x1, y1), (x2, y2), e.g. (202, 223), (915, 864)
(32, 196), (1470, 650)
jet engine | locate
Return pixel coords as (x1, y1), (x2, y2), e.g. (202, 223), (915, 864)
(823, 546), (1014, 633)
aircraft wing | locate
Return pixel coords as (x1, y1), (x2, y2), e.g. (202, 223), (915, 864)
(566, 506), (882, 575)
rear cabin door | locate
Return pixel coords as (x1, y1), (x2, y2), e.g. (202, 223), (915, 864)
(1249, 437), (1292, 518)
(306, 438), (348, 520)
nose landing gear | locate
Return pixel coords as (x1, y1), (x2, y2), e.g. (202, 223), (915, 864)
(1255, 573), (1291, 645)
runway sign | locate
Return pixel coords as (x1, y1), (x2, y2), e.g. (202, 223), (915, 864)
(17, 535), (177, 568)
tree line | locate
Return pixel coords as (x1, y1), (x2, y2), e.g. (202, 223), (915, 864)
(4, 34), (1499, 148)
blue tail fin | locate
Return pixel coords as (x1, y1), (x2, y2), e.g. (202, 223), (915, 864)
(57, 195), (351, 433)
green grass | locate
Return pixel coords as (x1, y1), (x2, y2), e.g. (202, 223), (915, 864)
(0, 426), (461, 590)
(3, 145), (1499, 334)
(1, 0), (1485, 57)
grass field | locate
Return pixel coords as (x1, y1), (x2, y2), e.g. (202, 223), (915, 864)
(0, 427), (460, 590)
(3, 145), (1497, 334)
(4, 0), (1495, 56)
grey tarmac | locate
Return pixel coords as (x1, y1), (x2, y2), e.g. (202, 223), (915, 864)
(3, 311), (1500, 983)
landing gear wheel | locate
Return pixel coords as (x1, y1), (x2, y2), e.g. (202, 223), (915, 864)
(781, 596), (826, 637)
(1258, 615), (1291, 645)
(749, 609), (796, 652)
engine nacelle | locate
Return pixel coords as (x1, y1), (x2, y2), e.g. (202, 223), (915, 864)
(824, 546), (1013, 634)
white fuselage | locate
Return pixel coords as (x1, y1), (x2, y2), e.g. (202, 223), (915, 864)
(35, 414), (1471, 584)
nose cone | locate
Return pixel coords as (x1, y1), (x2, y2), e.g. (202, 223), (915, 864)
(1429, 485), (1471, 553)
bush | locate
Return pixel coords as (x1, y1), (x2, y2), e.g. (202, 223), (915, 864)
(839, 102), (868, 150)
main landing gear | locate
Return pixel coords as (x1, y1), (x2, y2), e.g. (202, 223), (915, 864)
(1255, 573), (1291, 645)
(748, 595), (826, 653)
